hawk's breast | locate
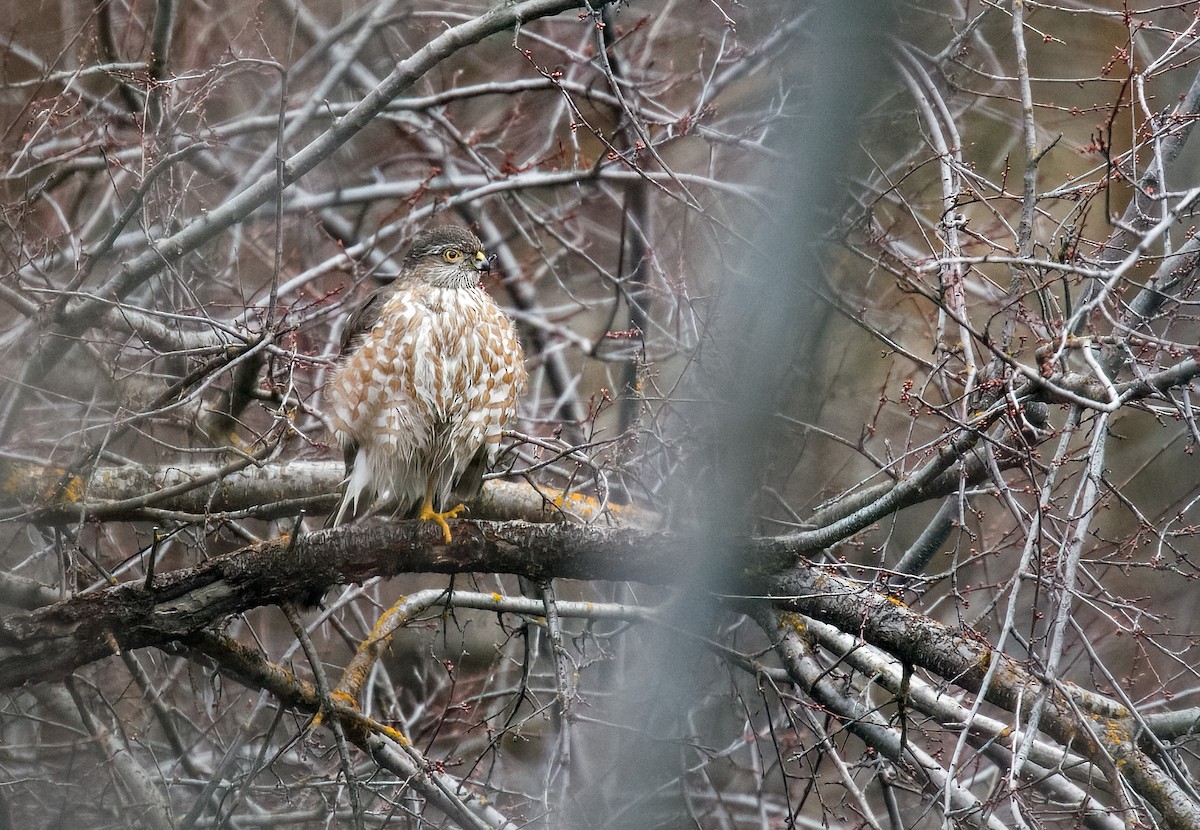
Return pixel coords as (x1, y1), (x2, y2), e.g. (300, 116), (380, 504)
(329, 284), (525, 466)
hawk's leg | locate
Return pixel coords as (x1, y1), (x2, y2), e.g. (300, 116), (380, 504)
(417, 483), (465, 543)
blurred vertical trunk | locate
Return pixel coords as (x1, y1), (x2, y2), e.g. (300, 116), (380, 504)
(592, 4), (896, 827)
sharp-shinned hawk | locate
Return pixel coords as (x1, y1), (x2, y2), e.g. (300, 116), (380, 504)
(326, 225), (526, 541)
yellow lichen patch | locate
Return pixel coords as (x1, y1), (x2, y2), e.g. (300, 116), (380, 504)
(337, 653), (378, 695)
(311, 689), (362, 729)
(777, 612), (806, 633)
(481, 479), (655, 527)
(542, 486), (639, 522)
(103, 629), (121, 655)
(325, 596), (419, 714)
(330, 689), (360, 710)
(43, 470), (85, 505)
(0, 459), (25, 500)
(1103, 719), (1131, 746)
(0, 458), (87, 507)
(371, 722), (411, 747)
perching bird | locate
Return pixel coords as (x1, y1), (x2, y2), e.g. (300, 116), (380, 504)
(326, 225), (526, 541)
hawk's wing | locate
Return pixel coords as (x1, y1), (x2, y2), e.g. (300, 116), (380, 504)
(334, 283), (394, 487)
(339, 283), (391, 355)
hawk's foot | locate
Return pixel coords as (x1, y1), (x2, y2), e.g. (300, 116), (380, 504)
(418, 500), (465, 543)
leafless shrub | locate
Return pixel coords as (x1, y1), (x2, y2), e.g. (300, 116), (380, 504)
(3, 2), (1200, 829)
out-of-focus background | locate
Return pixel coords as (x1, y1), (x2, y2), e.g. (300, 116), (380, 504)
(2, 1), (1200, 828)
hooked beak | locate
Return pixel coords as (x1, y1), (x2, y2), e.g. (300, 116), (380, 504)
(473, 251), (492, 274)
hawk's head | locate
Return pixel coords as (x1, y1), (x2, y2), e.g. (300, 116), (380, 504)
(403, 226), (492, 289)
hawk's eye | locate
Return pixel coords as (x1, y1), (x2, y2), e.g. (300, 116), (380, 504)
(443, 248), (464, 263)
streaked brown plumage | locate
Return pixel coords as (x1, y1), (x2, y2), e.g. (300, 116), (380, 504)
(326, 226), (526, 540)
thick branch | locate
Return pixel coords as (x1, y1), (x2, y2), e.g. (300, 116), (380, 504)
(0, 521), (694, 687)
(0, 460), (641, 525)
(0, 520), (1142, 724)
(4, 519), (1197, 825)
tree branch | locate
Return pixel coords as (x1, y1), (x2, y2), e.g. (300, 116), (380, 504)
(4, 516), (1198, 825)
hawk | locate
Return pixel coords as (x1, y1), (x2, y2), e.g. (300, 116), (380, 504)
(326, 226), (526, 541)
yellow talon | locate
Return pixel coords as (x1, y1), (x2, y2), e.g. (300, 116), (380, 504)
(418, 498), (465, 543)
